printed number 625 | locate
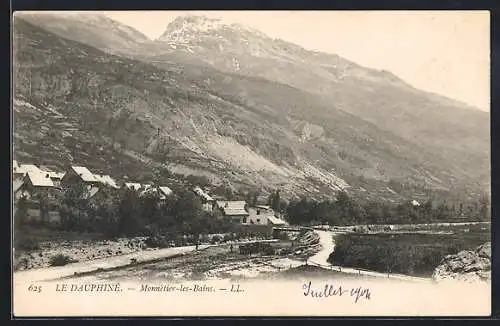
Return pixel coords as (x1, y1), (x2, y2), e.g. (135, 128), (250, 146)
(28, 284), (42, 293)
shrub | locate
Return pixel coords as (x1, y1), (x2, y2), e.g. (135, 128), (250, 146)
(49, 254), (72, 267)
(211, 235), (222, 244)
(145, 236), (170, 248)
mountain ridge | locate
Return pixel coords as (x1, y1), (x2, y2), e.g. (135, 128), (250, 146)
(12, 15), (490, 202)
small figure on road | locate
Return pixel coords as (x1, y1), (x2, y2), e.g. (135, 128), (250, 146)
(230, 244), (233, 253)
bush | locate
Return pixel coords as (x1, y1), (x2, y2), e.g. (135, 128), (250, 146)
(223, 234), (233, 242)
(49, 254), (72, 267)
(211, 235), (222, 244)
(145, 236), (170, 248)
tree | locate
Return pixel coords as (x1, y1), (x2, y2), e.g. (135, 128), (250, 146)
(245, 189), (259, 206)
(477, 195), (490, 221)
(58, 183), (91, 231)
(268, 189), (281, 212)
(117, 189), (143, 236)
(15, 196), (29, 227)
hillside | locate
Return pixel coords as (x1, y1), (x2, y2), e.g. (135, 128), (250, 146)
(16, 12), (152, 56)
(151, 16), (490, 187)
(12, 16), (489, 202)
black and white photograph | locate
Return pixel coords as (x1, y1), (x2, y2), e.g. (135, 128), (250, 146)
(11, 10), (491, 316)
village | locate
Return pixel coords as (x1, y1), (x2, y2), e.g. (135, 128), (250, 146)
(12, 160), (490, 283)
(12, 160), (314, 273)
(12, 160), (289, 229)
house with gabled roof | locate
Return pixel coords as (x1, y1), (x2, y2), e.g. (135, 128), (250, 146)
(266, 215), (288, 226)
(17, 171), (60, 202)
(47, 171), (65, 186)
(60, 165), (103, 201)
(14, 163), (41, 180)
(38, 165), (66, 187)
(138, 184), (173, 201)
(61, 166), (100, 186)
(158, 186), (173, 199)
(123, 182), (143, 191)
(193, 186), (215, 211)
(214, 200), (249, 223)
(93, 174), (120, 189)
(245, 204), (288, 227)
(13, 178), (25, 200)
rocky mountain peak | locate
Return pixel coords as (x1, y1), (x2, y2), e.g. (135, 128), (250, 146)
(156, 14), (268, 43)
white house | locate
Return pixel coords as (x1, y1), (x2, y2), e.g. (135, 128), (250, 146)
(193, 186), (215, 211)
(93, 174), (120, 189)
(215, 200), (249, 223)
(123, 182), (143, 191)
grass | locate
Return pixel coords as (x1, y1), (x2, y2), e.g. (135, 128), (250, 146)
(328, 230), (490, 277)
(12, 17), (489, 203)
(14, 225), (107, 255)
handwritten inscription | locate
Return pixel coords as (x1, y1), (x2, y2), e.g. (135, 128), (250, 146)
(302, 281), (371, 303)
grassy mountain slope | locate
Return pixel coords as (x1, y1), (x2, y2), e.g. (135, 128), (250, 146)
(12, 17), (488, 202)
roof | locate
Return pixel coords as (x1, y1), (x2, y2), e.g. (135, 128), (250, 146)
(223, 208), (249, 216)
(158, 186), (173, 197)
(15, 164), (41, 175)
(71, 166), (98, 183)
(216, 201), (248, 216)
(43, 171), (65, 180)
(25, 171), (54, 187)
(94, 174), (119, 188)
(251, 205), (274, 214)
(267, 215), (287, 225)
(193, 186), (214, 201)
(217, 200), (247, 208)
(139, 184), (156, 197)
(13, 179), (23, 193)
(13, 160), (19, 170)
(124, 182), (142, 191)
(87, 186), (100, 198)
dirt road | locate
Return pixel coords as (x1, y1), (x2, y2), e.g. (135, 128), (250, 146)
(308, 230), (430, 283)
(13, 245), (207, 283)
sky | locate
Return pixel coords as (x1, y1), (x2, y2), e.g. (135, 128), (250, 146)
(104, 11), (490, 111)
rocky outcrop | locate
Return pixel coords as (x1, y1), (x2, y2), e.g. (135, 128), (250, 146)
(432, 242), (491, 283)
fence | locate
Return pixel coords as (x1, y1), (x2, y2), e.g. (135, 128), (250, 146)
(305, 261), (430, 283)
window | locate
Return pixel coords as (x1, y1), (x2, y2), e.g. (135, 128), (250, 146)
(243, 217), (247, 223)
(256, 219), (260, 223)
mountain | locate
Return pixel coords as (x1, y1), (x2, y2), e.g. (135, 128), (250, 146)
(12, 15), (490, 202)
(152, 16), (489, 163)
(15, 12), (152, 56)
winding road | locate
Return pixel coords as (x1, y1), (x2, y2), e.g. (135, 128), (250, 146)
(308, 230), (431, 283)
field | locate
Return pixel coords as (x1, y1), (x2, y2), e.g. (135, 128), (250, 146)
(328, 225), (490, 277)
(13, 226), (148, 271)
(65, 242), (309, 282)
